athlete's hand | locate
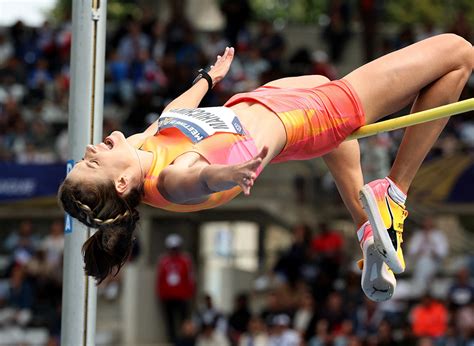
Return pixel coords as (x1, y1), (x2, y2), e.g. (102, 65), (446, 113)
(208, 47), (234, 86)
(232, 146), (268, 195)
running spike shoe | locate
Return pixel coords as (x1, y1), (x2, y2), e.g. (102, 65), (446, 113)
(357, 221), (396, 302)
(360, 178), (408, 274)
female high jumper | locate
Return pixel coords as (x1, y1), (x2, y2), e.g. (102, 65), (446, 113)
(59, 34), (473, 301)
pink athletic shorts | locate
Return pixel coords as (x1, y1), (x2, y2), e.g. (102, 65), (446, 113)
(224, 79), (366, 163)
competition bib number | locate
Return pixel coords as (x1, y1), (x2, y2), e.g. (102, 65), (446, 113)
(158, 107), (245, 143)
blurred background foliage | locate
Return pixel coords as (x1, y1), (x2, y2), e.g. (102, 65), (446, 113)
(51, 0), (142, 22)
(51, 0), (474, 28)
(385, 0), (474, 26)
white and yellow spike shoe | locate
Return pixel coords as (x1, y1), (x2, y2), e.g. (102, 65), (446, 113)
(360, 178), (408, 274)
(357, 221), (396, 302)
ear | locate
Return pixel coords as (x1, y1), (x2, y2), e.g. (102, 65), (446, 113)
(115, 175), (129, 195)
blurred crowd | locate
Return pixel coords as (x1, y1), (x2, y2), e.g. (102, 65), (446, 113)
(0, 1), (473, 165)
(158, 222), (474, 346)
(0, 219), (64, 345)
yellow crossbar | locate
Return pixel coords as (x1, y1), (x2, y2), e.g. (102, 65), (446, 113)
(346, 98), (474, 141)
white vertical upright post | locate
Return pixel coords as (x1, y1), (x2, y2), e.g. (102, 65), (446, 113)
(61, 0), (107, 345)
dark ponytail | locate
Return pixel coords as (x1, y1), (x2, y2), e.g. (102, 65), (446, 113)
(58, 177), (143, 284)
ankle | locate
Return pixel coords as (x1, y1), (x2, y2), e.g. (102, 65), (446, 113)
(386, 176), (408, 195)
(386, 176), (407, 205)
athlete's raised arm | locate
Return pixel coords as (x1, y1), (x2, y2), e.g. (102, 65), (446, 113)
(163, 46), (234, 112)
(158, 146), (268, 204)
(127, 47), (235, 148)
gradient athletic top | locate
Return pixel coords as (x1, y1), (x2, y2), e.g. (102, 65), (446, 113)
(141, 107), (260, 212)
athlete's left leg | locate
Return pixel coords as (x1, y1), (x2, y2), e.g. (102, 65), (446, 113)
(323, 140), (396, 301)
(323, 141), (365, 226)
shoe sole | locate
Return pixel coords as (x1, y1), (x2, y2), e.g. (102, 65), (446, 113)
(361, 240), (395, 302)
(360, 185), (404, 274)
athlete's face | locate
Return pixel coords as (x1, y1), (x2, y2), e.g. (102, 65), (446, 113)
(67, 131), (141, 194)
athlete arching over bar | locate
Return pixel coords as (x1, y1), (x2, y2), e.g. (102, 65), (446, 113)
(59, 34), (473, 301)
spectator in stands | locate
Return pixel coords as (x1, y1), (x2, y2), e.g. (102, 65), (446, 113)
(243, 46), (271, 82)
(353, 298), (384, 338)
(407, 217), (448, 296)
(311, 222), (344, 297)
(361, 133), (392, 182)
(448, 267), (474, 310)
(310, 50), (338, 80)
(260, 291), (288, 328)
(274, 224), (312, 287)
(4, 221), (39, 271)
(219, 0), (252, 47)
(333, 319), (356, 346)
(156, 234), (195, 343)
(6, 265), (34, 327)
(129, 49), (167, 95)
(340, 270), (364, 319)
(308, 319), (331, 346)
(318, 291), (348, 335)
(202, 32), (229, 63)
(268, 314), (300, 346)
(410, 294), (448, 342)
(28, 59), (53, 100)
(293, 291), (315, 336)
(455, 299), (474, 343)
(228, 292), (251, 344)
(0, 32), (13, 67)
(164, 0), (193, 54)
(196, 316), (230, 346)
(3, 219), (39, 254)
(176, 319), (197, 346)
(239, 316), (269, 346)
(358, 0), (378, 62)
(255, 20), (285, 69)
(117, 21), (150, 63)
(323, 0), (352, 63)
(195, 294), (227, 334)
(41, 219), (64, 271)
(375, 320), (396, 346)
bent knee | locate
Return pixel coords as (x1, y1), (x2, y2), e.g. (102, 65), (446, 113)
(440, 33), (472, 70)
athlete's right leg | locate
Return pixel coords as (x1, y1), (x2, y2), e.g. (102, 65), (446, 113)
(344, 34), (472, 273)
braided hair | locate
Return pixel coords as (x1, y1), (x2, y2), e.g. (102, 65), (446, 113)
(58, 177), (143, 284)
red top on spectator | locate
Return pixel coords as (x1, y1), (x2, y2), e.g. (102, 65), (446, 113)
(156, 252), (195, 300)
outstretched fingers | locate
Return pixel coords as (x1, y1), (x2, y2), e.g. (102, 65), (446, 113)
(237, 146), (268, 195)
(209, 47), (235, 84)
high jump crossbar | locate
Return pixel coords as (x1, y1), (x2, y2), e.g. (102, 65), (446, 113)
(346, 98), (474, 141)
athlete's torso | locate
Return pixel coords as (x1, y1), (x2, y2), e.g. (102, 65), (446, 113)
(141, 106), (264, 212)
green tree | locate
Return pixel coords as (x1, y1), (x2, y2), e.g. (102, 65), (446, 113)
(51, 0), (142, 22)
(385, 0), (474, 28)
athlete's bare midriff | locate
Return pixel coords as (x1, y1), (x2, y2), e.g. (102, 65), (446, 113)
(229, 102), (287, 166)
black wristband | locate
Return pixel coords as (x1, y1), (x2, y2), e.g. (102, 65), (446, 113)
(192, 68), (213, 91)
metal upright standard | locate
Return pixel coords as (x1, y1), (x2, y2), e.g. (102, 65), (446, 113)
(61, 1), (107, 345)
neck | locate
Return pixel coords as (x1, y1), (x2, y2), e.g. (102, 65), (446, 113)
(136, 149), (154, 179)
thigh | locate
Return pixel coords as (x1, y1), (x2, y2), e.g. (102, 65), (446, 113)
(264, 75), (330, 88)
(344, 34), (472, 123)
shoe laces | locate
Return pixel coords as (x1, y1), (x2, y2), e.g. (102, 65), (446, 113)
(396, 209), (409, 243)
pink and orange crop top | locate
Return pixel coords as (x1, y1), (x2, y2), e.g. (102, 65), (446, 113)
(141, 107), (260, 212)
